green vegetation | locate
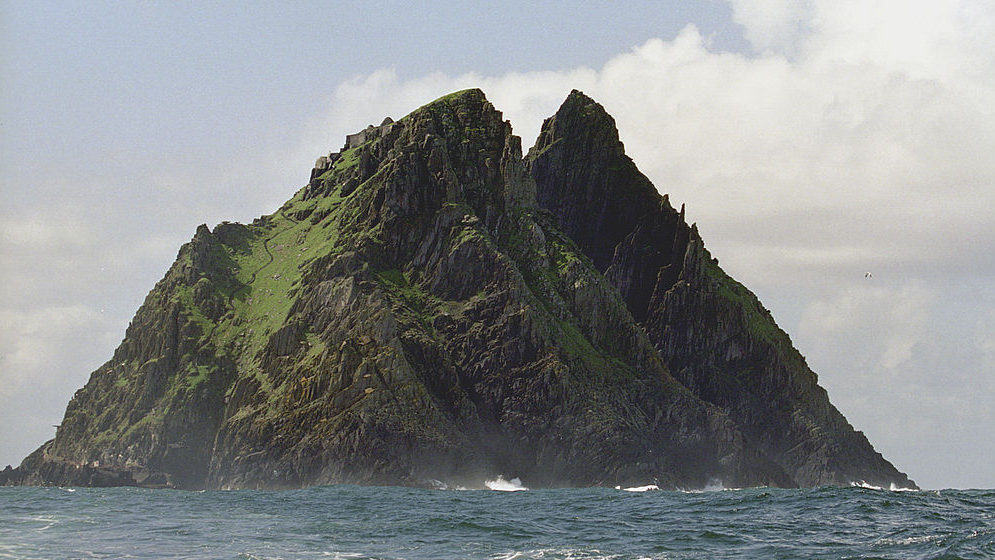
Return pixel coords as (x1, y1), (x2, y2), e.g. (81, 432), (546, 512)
(703, 257), (787, 347)
(185, 364), (214, 390)
(554, 318), (632, 383)
(172, 283), (216, 339)
(450, 222), (489, 254)
(374, 268), (444, 333)
(412, 88), (484, 113)
(333, 146), (361, 171)
(207, 185), (353, 355)
(548, 231), (588, 275)
(116, 149), (378, 435)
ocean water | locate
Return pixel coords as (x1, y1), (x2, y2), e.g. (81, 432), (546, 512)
(1, 483), (992, 560)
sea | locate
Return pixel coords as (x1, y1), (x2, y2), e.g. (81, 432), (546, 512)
(1, 480), (992, 560)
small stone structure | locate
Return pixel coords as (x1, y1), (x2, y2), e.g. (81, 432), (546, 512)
(311, 117), (396, 183)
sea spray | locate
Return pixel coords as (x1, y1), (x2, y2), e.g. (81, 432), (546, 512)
(677, 479), (737, 493)
(485, 476), (528, 491)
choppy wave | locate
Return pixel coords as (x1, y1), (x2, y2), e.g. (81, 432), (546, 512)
(1, 485), (992, 559)
(491, 548), (625, 559)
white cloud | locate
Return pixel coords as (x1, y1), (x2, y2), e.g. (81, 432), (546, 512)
(0, 305), (116, 395)
(0, 215), (95, 248)
(729, 0), (814, 55)
(797, 282), (932, 374)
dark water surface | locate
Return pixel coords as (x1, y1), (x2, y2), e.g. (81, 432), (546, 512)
(1, 485), (992, 559)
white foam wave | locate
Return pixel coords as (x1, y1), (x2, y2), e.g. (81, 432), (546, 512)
(850, 481), (918, 492)
(491, 548), (628, 560)
(875, 534), (941, 546)
(485, 475), (528, 491)
(617, 484), (660, 492)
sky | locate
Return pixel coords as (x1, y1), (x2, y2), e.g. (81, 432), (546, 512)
(1, 0), (992, 489)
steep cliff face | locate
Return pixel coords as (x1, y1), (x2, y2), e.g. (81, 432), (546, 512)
(527, 90), (913, 488)
(3, 88), (913, 490)
(8, 224), (240, 488)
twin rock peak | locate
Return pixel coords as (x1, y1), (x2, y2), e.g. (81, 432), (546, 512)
(3, 88), (914, 491)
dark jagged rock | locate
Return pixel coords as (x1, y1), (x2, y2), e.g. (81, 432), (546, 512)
(6, 88), (913, 490)
(526, 90), (914, 489)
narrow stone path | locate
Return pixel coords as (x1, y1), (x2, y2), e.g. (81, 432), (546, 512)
(199, 208), (302, 344)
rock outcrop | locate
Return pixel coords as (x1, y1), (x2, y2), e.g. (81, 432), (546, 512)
(526, 90), (914, 488)
(3, 89), (914, 490)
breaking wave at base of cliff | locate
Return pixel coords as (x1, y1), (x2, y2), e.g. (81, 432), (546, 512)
(612, 479), (741, 493)
(677, 479), (738, 493)
(426, 476), (528, 491)
(617, 484), (659, 492)
(485, 476), (528, 492)
(850, 480), (918, 492)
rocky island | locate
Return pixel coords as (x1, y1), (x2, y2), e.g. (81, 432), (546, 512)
(1, 89), (915, 490)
